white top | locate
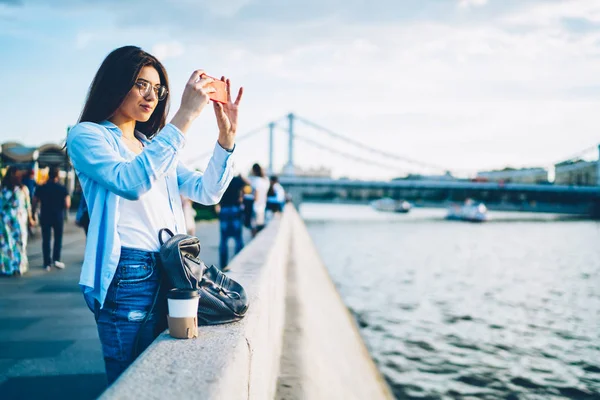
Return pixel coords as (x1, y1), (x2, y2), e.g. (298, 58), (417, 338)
(273, 182), (286, 202)
(118, 174), (178, 251)
(249, 176), (270, 212)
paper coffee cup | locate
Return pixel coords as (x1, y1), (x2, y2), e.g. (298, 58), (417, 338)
(167, 289), (199, 318)
(167, 289), (199, 339)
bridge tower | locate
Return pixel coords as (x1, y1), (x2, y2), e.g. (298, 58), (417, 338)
(268, 122), (275, 175)
(597, 144), (600, 186)
(282, 113), (295, 176)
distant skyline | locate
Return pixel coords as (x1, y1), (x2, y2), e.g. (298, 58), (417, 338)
(2, 0), (600, 179)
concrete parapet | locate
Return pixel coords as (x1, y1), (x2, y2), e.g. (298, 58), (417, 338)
(276, 207), (393, 399)
(101, 207), (392, 399)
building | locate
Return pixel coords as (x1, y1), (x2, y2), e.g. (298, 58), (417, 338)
(475, 167), (549, 184)
(554, 160), (600, 186)
(393, 171), (458, 181)
(553, 144), (600, 187)
(283, 165), (332, 178)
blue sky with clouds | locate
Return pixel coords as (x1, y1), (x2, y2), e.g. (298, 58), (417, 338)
(2, 0), (600, 179)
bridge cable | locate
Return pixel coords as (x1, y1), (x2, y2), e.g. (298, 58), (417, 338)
(182, 123), (277, 169)
(550, 145), (599, 166)
(293, 133), (409, 174)
(295, 115), (450, 172)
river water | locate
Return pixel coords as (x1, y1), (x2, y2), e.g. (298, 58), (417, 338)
(301, 203), (600, 400)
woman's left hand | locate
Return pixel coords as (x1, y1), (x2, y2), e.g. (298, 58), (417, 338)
(214, 77), (243, 151)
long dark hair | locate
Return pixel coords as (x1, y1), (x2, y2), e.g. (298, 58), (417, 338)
(252, 163), (264, 178)
(78, 46), (170, 138)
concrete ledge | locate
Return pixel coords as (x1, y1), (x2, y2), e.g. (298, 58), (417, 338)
(101, 213), (289, 400)
(276, 208), (393, 399)
(101, 207), (392, 399)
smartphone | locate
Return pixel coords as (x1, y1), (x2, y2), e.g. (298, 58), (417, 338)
(205, 76), (227, 104)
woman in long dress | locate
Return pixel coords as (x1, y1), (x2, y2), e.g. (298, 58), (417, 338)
(0, 166), (29, 276)
(248, 163), (270, 236)
(17, 183), (34, 253)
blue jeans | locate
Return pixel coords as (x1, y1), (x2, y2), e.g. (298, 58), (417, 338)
(93, 247), (166, 385)
(219, 206), (244, 269)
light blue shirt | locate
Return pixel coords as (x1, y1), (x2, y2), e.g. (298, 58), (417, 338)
(67, 120), (235, 308)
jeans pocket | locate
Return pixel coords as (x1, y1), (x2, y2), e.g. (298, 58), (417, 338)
(117, 263), (154, 285)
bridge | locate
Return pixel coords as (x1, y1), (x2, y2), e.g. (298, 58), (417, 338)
(279, 176), (600, 216)
(186, 113), (600, 217)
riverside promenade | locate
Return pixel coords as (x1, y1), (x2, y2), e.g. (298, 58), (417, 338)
(0, 218), (227, 400)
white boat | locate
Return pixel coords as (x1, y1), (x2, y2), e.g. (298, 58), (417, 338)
(370, 198), (412, 213)
(446, 199), (488, 222)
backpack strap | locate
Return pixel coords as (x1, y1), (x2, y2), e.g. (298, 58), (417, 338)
(158, 228), (175, 246)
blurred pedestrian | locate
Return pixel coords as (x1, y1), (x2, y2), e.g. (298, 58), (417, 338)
(17, 179), (35, 254)
(22, 169), (39, 238)
(216, 173), (248, 270)
(242, 182), (254, 230)
(181, 195), (197, 236)
(248, 163), (269, 236)
(33, 166), (70, 271)
(21, 169), (36, 204)
(266, 175), (285, 218)
(0, 166), (29, 276)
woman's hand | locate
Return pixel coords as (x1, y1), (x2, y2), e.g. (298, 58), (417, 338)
(214, 77), (243, 150)
(171, 70), (217, 134)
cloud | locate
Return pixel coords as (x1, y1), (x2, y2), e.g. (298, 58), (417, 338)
(458, 0), (488, 9)
(75, 31), (94, 49)
(561, 17), (600, 34)
(151, 40), (185, 61)
(501, 0), (600, 28)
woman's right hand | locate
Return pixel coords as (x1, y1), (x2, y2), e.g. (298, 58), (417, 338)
(171, 70), (216, 134)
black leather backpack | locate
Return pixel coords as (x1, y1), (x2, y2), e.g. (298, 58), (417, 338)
(158, 228), (249, 325)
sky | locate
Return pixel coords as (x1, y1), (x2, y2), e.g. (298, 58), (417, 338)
(1, 0), (600, 180)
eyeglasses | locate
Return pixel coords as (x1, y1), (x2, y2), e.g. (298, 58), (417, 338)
(134, 79), (168, 101)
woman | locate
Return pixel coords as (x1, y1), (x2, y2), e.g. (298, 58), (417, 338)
(181, 195), (197, 236)
(17, 180), (35, 255)
(265, 175), (285, 223)
(67, 46), (243, 384)
(0, 167), (30, 276)
(248, 163), (270, 235)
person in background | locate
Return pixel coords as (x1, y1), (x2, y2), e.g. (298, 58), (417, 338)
(22, 169), (36, 202)
(266, 175), (286, 219)
(17, 179), (35, 257)
(181, 195), (197, 236)
(0, 166), (30, 276)
(33, 166), (70, 271)
(21, 169), (37, 237)
(75, 195), (90, 236)
(248, 163), (269, 236)
(242, 182), (254, 231)
(216, 173), (248, 271)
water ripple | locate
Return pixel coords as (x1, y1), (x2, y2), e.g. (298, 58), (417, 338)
(305, 205), (600, 399)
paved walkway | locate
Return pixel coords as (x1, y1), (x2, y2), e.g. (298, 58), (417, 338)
(0, 219), (235, 400)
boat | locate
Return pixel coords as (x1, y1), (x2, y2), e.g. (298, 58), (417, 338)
(370, 198), (412, 213)
(446, 199), (488, 222)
